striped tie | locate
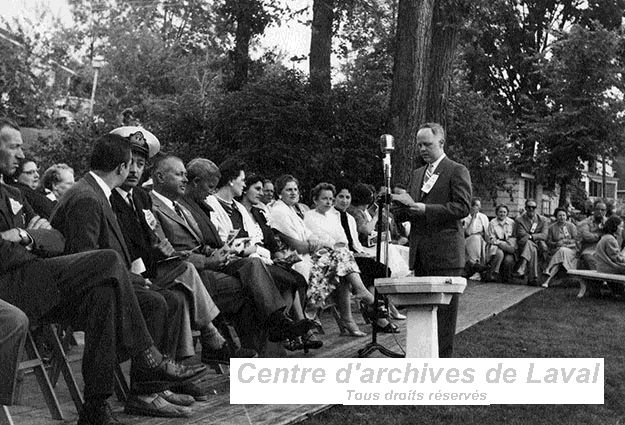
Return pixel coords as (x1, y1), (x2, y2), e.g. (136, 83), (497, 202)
(425, 164), (434, 182)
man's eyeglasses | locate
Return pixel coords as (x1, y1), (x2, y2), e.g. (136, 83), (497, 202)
(526, 206), (537, 210)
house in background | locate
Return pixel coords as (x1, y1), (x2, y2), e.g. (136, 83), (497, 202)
(481, 172), (560, 219)
(581, 159), (619, 205)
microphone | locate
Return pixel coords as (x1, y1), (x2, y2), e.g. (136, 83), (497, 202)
(379, 134), (394, 154)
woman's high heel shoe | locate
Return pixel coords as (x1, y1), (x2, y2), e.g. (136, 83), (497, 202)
(336, 318), (367, 337)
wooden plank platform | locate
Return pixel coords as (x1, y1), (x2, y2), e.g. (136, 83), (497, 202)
(5, 281), (541, 425)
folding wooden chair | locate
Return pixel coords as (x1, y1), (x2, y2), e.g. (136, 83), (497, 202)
(14, 330), (64, 419)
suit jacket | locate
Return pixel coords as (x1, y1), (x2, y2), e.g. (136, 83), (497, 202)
(110, 187), (163, 277)
(50, 173), (133, 267)
(395, 155), (472, 272)
(150, 192), (214, 269)
(1, 183), (65, 319)
(514, 213), (548, 248)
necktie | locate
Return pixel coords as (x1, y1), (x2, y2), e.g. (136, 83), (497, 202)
(425, 164), (434, 182)
(173, 202), (187, 223)
(127, 193), (136, 211)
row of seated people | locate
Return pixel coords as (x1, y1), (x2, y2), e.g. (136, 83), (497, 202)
(0, 120), (319, 424)
(462, 197), (623, 296)
(1, 121), (408, 424)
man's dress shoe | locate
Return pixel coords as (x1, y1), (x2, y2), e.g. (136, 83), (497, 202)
(130, 357), (208, 394)
(124, 394), (192, 418)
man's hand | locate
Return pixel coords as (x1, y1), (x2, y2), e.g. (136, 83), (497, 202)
(410, 202), (426, 215)
(391, 193), (417, 207)
(0, 228), (22, 243)
(27, 216), (51, 230)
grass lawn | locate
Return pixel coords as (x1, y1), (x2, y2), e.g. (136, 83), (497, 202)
(301, 284), (625, 425)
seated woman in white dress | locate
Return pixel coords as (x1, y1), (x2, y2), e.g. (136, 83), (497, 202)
(542, 207), (578, 287)
(462, 198), (490, 280)
(270, 176), (396, 336)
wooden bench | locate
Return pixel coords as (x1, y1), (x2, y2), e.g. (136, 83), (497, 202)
(567, 269), (625, 298)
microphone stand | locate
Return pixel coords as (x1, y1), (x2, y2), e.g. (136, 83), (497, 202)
(358, 139), (404, 358)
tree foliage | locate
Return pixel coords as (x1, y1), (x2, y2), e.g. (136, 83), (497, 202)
(529, 24), (625, 202)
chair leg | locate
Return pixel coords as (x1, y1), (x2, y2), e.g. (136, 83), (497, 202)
(21, 331), (63, 420)
(0, 405), (15, 425)
(43, 325), (84, 413)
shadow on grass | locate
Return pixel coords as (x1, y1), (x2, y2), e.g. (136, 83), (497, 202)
(301, 286), (625, 425)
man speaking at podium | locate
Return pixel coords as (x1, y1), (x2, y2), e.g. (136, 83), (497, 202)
(392, 122), (472, 357)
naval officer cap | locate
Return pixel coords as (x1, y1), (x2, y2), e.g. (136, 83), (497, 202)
(109, 126), (160, 159)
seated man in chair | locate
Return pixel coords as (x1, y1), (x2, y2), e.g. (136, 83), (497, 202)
(513, 199), (548, 286)
(1, 118), (204, 424)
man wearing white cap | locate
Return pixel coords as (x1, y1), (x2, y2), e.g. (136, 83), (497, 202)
(109, 126), (256, 366)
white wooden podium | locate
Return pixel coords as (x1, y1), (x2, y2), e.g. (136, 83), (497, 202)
(375, 276), (467, 358)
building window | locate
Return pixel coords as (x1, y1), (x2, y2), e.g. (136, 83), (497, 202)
(524, 179), (536, 201)
(606, 183), (616, 199)
(589, 180), (602, 198)
(541, 200), (551, 216)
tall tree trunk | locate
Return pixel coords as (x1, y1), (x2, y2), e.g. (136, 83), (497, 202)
(425, 1), (463, 129)
(230, 0), (253, 91)
(388, 0), (435, 190)
(310, 0), (334, 95)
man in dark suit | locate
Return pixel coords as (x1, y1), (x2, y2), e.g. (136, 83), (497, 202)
(108, 126), (255, 364)
(50, 133), (206, 417)
(149, 155), (312, 353)
(1, 118), (202, 424)
(393, 122), (472, 357)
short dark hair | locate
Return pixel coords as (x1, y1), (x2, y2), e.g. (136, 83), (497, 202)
(16, 157), (37, 177)
(553, 207), (568, 218)
(603, 215), (622, 234)
(217, 158), (246, 188)
(351, 183), (374, 206)
(275, 174), (299, 194)
(335, 179), (353, 195)
(262, 178), (274, 186)
(311, 182), (336, 201)
(471, 198), (481, 207)
(244, 173), (264, 190)
(90, 134), (131, 172)
(495, 204), (509, 214)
